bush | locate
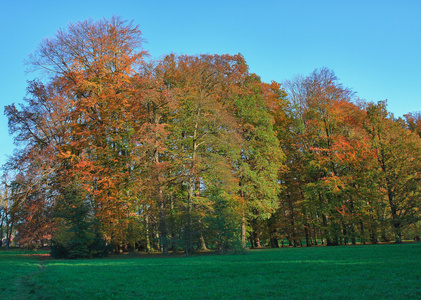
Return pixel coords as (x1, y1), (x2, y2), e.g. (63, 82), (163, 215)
(51, 231), (110, 259)
(50, 184), (111, 259)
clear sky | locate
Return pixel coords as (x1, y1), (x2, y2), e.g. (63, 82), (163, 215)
(1, 0), (420, 166)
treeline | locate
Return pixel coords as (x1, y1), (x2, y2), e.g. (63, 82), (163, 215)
(1, 17), (420, 257)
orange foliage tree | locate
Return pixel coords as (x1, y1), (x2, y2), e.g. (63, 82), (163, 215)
(5, 18), (420, 254)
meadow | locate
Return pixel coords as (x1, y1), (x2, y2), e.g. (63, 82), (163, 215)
(1, 243), (420, 299)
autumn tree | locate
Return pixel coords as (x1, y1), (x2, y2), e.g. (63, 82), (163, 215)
(130, 60), (177, 254)
(274, 76), (309, 247)
(405, 111), (421, 138)
(233, 75), (286, 248)
(157, 53), (248, 253)
(4, 78), (69, 248)
(7, 16), (420, 255)
(364, 101), (421, 243)
(279, 68), (381, 246)
(6, 17), (148, 254)
(0, 175), (15, 249)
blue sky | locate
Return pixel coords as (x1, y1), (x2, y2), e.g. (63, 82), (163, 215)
(1, 0), (420, 166)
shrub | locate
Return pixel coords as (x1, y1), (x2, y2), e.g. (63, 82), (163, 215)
(50, 184), (111, 259)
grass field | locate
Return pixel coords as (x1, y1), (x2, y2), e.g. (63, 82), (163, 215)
(1, 243), (420, 299)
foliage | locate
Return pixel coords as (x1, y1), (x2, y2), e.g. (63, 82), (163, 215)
(50, 184), (110, 258)
(278, 69), (421, 247)
(3, 17), (421, 254)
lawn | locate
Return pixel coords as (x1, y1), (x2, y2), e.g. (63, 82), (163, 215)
(1, 243), (420, 299)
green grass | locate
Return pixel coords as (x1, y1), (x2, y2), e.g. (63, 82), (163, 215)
(1, 244), (420, 299)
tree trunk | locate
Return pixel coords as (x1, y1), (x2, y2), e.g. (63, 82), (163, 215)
(360, 221), (365, 245)
(6, 221), (14, 250)
(369, 221), (378, 244)
(160, 200), (169, 255)
(145, 212), (151, 253)
(350, 224), (356, 245)
(154, 231), (160, 251)
(304, 226), (311, 247)
(251, 219), (261, 248)
(393, 219), (403, 244)
(313, 228), (318, 245)
(249, 235), (255, 249)
(389, 203), (402, 243)
(194, 179), (207, 251)
(196, 218), (207, 251)
(240, 186), (246, 248)
(198, 233), (207, 251)
(255, 234), (261, 248)
(241, 213), (246, 248)
(157, 172), (168, 255)
(186, 183), (194, 255)
(270, 237), (279, 248)
(0, 213), (3, 248)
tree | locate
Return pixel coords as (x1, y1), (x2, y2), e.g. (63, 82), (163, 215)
(6, 17), (148, 252)
(30, 17), (147, 247)
(364, 101), (421, 243)
(233, 75), (286, 248)
(8, 16), (420, 254)
(158, 53), (247, 253)
(405, 111), (421, 138)
(130, 60), (177, 254)
(0, 175), (14, 249)
(51, 182), (109, 258)
(279, 68), (381, 246)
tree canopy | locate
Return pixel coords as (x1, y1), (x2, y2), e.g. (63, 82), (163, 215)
(3, 17), (420, 257)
